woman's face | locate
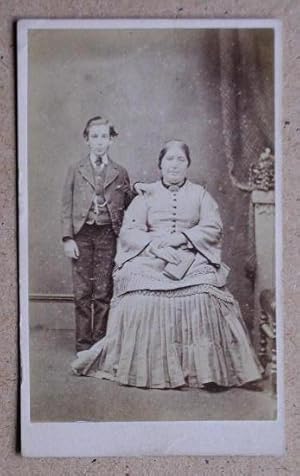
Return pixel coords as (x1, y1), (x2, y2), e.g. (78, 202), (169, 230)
(160, 144), (189, 184)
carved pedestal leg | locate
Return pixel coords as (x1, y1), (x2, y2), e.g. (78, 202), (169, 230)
(259, 311), (268, 373)
(271, 319), (277, 396)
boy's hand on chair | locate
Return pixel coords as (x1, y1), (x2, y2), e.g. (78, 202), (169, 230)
(64, 239), (80, 259)
(134, 182), (155, 196)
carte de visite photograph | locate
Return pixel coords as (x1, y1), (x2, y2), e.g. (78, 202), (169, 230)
(18, 19), (284, 457)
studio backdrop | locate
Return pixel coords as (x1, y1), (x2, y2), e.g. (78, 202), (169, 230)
(28, 28), (274, 331)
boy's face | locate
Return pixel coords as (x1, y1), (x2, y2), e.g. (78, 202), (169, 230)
(87, 124), (112, 157)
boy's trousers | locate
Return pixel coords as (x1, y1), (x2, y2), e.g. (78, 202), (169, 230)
(72, 223), (116, 352)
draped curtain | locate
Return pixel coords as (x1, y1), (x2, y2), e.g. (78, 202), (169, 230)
(218, 29), (274, 282)
(219, 29), (274, 188)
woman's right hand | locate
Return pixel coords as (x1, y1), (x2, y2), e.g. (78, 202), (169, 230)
(63, 239), (80, 259)
(149, 243), (180, 264)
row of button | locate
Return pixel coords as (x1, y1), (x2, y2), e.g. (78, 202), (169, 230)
(172, 192), (177, 233)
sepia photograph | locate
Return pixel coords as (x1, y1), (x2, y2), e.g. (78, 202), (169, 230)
(18, 19), (283, 456)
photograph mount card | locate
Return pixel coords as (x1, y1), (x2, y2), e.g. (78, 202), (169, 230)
(18, 18), (284, 457)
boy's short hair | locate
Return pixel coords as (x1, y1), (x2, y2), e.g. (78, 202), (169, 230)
(83, 116), (118, 140)
(158, 139), (191, 169)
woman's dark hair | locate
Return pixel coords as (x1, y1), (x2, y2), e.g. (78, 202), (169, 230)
(83, 116), (118, 140)
(158, 140), (191, 169)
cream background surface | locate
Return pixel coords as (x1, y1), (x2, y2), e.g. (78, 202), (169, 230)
(0, 0), (299, 473)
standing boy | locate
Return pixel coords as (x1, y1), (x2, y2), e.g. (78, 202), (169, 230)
(62, 116), (135, 352)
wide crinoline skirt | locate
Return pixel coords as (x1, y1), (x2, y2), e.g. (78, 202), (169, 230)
(71, 285), (263, 389)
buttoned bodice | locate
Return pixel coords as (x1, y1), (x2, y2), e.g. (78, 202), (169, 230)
(145, 181), (202, 235)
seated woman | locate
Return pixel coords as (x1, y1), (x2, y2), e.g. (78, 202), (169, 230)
(71, 139), (263, 390)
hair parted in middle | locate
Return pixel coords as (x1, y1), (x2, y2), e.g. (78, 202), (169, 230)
(158, 139), (191, 169)
(83, 116), (118, 140)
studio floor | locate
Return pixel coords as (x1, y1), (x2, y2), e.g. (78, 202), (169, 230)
(29, 327), (276, 422)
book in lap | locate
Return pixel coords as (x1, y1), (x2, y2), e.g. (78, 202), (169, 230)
(163, 250), (195, 280)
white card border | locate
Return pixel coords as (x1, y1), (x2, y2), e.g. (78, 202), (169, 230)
(18, 18), (284, 457)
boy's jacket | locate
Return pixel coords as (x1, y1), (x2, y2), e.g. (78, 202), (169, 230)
(61, 155), (134, 238)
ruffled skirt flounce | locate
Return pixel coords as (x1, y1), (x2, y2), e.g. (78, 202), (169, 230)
(72, 285), (262, 388)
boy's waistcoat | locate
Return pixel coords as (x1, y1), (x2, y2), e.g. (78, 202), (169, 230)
(61, 156), (133, 239)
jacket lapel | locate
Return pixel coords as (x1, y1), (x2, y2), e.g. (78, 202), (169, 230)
(78, 156), (95, 189)
(104, 159), (119, 188)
